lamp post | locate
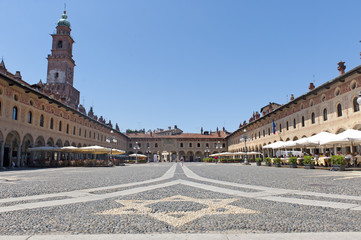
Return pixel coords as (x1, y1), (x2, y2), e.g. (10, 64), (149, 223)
(133, 142), (140, 164)
(106, 130), (117, 163)
(216, 141), (222, 164)
(146, 147), (151, 163)
(240, 129), (251, 165)
(204, 146), (210, 159)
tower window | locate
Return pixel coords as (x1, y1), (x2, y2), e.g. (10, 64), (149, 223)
(55, 72), (59, 78)
(57, 41), (63, 48)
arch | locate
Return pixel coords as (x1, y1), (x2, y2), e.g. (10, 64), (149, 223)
(64, 140), (70, 146)
(285, 138), (290, 141)
(47, 137), (54, 146)
(195, 151), (202, 162)
(22, 134), (34, 166)
(71, 142), (76, 147)
(4, 131), (21, 167)
(35, 136), (45, 146)
(55, 139), (63, 147)
(336, 128), (345, 134)
(186, 151), (194, 162)
(292, 136), (298, 141)
(77, 143), (82, 147)
(179, 151), (186, 159)
(353, 124), (361, 131)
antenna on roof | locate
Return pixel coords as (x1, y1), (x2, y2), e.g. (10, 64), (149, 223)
(313, 74), (315, 85)
(64, 2), (67, 13)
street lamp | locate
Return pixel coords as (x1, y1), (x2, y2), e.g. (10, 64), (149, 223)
(106, 130), (117, 163)
(146, 146), (151, 163)
(240, 129), (251, 165)
(133, 142), (140, 164)
(204, 146), (210, 158)
(216, 141), (222, 163)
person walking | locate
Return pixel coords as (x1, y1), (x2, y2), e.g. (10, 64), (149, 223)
(180, 157), (184, 167)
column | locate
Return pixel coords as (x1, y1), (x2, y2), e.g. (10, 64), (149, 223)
(0, 141), (4, 168)
(17, 141), (22, 167)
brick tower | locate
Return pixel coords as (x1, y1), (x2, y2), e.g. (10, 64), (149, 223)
(45, 11), (79, 108)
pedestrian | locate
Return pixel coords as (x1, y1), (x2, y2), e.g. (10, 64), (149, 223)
(215, 156), (218, 164)
(180, 157), (184, 167)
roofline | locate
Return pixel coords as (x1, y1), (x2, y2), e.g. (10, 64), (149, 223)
(0, 72), (129, 139)
(226, 64), (361, 139)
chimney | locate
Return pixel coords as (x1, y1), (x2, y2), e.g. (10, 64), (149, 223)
(337, 61), (346, 75)
(290, 94), (294, 101)
(174, 125), (177, 129)
(309, 83), (315, 91)
(201, 127), (203, 134)
(168, 126), (171, 130)
(14, 71), (22, 81)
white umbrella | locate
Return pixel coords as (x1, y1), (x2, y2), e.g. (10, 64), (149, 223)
(307, 132), (337, 146)
(280, 140), (297, 148)
(129, 153), (147, 158)
(77, 145), (111, 154)
(320, 129), (361, 151)
(247, 151), (263, 155)
(263, 141), (285, 149)
(60, 146), (79, 151)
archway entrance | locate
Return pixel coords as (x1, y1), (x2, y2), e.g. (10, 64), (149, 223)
(4, 131), (21, 167)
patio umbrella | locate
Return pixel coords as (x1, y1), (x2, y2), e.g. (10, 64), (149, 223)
(110, 149), (126, 155)
(320, 129), (361, 153)
(263, 141), (285, 149)
(77, 145), (112, 154)
(129, 153), (147, 158)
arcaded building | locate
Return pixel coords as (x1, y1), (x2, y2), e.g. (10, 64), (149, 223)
(0, 11), (128, 168)
(226, 61), (361, 155)
(126, 127), (228, 162)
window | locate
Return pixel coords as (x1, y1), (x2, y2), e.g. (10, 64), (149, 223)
(50, 118), (54, 129)
(323, 109), (328, 121)
(89, 131), (91, 138)
(84, 130), (86, 137)
(155, 143), (158, 148)
(129, 143), (132, 148)
(222, 143), (225, 148)
(337, 104), (342, 117)
(146, 143), (150, 148)
(73, 126), (76, 135)
(263, 130), (265, 137)
(293, 119), (296, 129)
(268, 128), (270, 135)
(59, 121), (62, 131)
(311, 112), (315, 124)
(302, 116), (305, 127)
(57, 41), (62, 48)
(55, 72), (59, 78)
(40, 114), (44, 127)
(66, 124), (69, 134)
(79, 128), (81, 136)
(206, 143), (209, 148)
(12, 107), (18, 120)
(279, 124), (282, 132)
(197, 143), (200, 148)
(27, 111), (32, 124)
(259, 132), (261, 138)
(93, 133), (95, 139)
(180, 143), (183, 148)
(353, 97), (360, 112)
(189, 143), (192, 147)
(286, 121), (289, 130)
(138, 143), (141, 147)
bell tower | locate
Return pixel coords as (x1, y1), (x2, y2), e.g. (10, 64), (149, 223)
(45, 10), (79, 108)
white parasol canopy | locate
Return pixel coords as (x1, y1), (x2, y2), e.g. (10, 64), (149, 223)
(129, 153), (147, 158)
(28, 146), (61, 152)
(320, 129), (361, 146)
(263, 141), (285, 149)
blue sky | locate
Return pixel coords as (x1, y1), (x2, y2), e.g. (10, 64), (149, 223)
(1, 0), (361, 133)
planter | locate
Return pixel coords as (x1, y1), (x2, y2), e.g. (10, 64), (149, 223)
(266, 162), (272, 166)
(304, 164), (315, 169)
(332, 164), (345, 171)
(256, 162), (262, 166)
(290, 163), (297, 168)
(274, 163), (281, 167)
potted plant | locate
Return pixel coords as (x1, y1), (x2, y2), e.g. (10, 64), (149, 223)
(303, 155), (315, 169)
(255, 157), (262, 166)
(289, 156), (298, 168)
(273, 158), (281, 167)
(331, 155), (346, 171)
(265, 157), (272, 166)
(220, 158), (227, 163)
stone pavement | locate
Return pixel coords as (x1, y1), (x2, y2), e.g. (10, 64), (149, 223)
(0, 163), (361, 239)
